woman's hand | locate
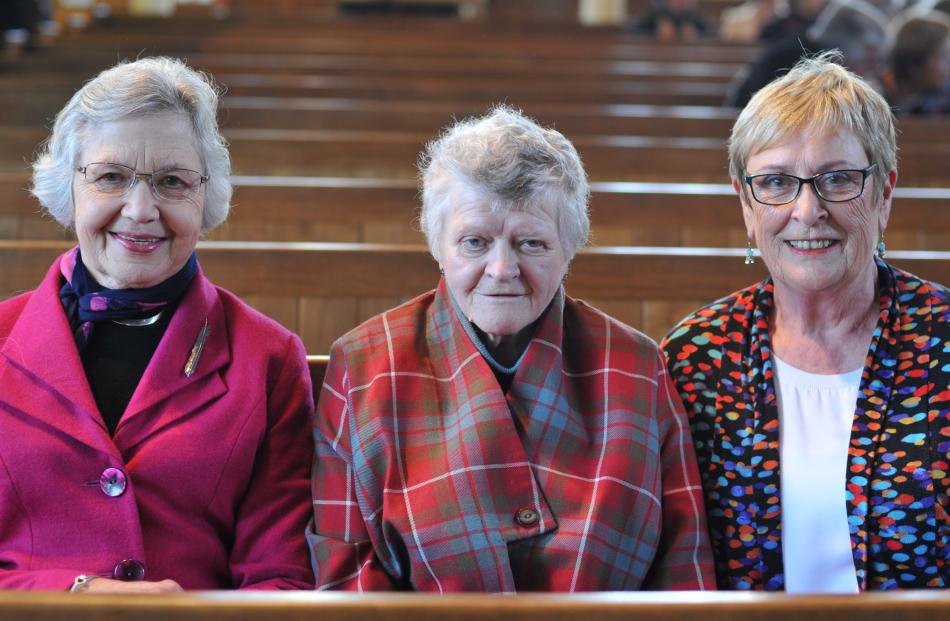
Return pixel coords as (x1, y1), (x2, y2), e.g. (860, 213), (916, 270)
(80, 578), (183, 594)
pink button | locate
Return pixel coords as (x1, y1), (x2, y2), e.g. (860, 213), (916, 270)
(99, 468), (127, 497)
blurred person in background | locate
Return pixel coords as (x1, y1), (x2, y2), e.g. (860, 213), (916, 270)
(727, 0), (887, 107)
(884, 9), (950, 114)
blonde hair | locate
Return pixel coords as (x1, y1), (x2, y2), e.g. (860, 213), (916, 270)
(728, 51), (896, 194)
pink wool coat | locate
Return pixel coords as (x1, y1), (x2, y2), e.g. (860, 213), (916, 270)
(0, 254), (315, 590)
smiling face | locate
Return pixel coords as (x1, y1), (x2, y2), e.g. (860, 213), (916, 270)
(438, 185), (570, 348)
(73, 112), (205, 290)
(736, 126), (895, 297)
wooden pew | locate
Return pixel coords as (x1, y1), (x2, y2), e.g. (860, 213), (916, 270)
(212, 98), (945, 146)
(2, 173), (948, 251)
(3, 240), (947, 353)
(17, 18), (761, 62)
(0, 589), (946, 621)
(7, 49), (745, 82)
(5, 125), (950, 185)
(0, 71), (737, 113)
(308, 354), (329, 391)
(3, 91), (947, 150)
(0, 22), (756, 112)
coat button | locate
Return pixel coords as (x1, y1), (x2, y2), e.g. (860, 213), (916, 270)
(99, 468), (127, 497)
(515, 507), (540, 527)
(113, 559), (146, 581)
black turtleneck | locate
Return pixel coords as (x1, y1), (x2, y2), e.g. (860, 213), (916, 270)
(80, 309), (174, 436)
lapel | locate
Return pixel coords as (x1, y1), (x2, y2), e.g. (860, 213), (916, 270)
(712, 281), (784, 590)
(505, 289), (567, 460)
(0, 259), (230, 456)
(423, 281), (558, 589)
(114, 268), (229, 446)
(425, 280), (532, 476)
(0, 257), (116, 456)
(844, 261), (900, 589)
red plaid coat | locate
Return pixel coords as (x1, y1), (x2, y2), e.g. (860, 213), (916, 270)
(309, 280), (714, 591)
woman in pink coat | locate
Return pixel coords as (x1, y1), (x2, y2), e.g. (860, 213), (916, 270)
(0, 57), (314, 592)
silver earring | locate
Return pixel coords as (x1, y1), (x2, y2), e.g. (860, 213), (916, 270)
(876, 237), (886, 259)
(744, 242), (755, 265)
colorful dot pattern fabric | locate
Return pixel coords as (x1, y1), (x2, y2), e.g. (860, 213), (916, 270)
(661, 259), (949, 590)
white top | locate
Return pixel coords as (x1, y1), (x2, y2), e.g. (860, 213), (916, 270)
(773, 354), (862, 594)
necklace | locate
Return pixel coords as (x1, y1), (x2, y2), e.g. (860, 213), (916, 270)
(111, 310), (164, 327)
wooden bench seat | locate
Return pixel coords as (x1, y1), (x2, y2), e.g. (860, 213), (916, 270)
(0, 72), (737, 113)
(211, 98), (945, 146)
(19, 20), (762, 62)
(3, 91), (947, 149)
(5, 126), (950, 185)
(3, 240), (947, 353)
(6, 49), (745, 82)
(2, 173), (948, 251)
(0, 577), (946, 620)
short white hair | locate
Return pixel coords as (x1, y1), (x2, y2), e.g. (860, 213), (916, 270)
(31, 56), (231, 232)
(419, 105), (590, 261)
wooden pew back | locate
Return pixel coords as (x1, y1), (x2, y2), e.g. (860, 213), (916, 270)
(4, 240), (947, 353)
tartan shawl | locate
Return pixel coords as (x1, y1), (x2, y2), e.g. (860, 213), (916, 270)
(662, 259), (950, 590)
(309, 279), (715, 592)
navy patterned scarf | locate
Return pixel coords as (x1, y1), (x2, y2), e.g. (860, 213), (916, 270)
(58, 247), (198, 350)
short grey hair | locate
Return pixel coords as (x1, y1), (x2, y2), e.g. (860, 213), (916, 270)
(728, 51), (896, 195)
(31, 56), (231, 231)
(419, 105), (590, 262)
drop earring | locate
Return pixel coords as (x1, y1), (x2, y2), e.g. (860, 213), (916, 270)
(744, 241), (755, 265)
(876, 235), (886, 259)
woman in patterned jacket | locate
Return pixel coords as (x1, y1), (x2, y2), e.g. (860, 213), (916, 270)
(308, 105), (715, 592)
(662, 52), (949, 591)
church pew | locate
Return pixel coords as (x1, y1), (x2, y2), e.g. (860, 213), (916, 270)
(20, 17), (761, 62)
(212, 98), (949, 146)
(6, 49), (745, 82)
(309, 354), (329, 391)
(0, 70), (737, 113)
(3, 240), (947, 353)
(3, 91), (948, 150)
(0, 581), (946, 621)
(5, 125), (950, 185)
(2, 174), (948, 251)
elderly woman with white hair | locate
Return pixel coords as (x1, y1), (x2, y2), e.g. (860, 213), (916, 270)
(663, 53), (949, 591)
(0, 57), (314, 592)
(308, 106), (714, 592)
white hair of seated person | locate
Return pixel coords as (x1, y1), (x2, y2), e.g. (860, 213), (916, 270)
(31, 57), (232, 234)
(418, 104), (590, 263)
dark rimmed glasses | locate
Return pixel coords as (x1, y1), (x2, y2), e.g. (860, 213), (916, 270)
(744, 164), (876, 206)
(77, 162), (208, 202)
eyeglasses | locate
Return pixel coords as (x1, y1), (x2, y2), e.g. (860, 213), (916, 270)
(77, 162), (208, 202)
(744, 164), (876, 206)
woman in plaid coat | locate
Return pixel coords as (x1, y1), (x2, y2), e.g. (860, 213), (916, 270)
(308, 106), (715, 592)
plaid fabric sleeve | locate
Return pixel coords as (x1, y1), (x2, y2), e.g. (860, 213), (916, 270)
(308, 344), (396, 591)
(643, 351), (716, 590)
